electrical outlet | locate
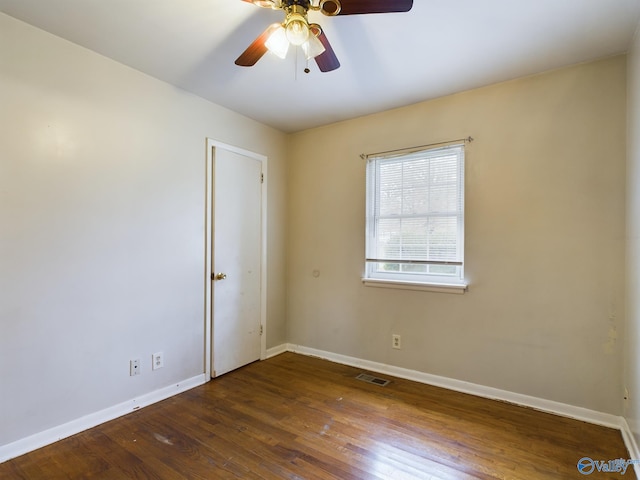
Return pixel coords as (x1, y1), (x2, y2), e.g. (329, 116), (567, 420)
(152, 352), (164, 370)
(130, 358), (141, 376)
(392, 334), (401, 349)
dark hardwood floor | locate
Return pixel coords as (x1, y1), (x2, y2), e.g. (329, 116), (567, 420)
(0, 352), (634, 479)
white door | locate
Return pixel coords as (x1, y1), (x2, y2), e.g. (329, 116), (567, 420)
(212, 147), (263, 377)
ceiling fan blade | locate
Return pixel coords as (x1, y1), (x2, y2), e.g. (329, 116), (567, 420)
(314, 30), (340, 72)
(235, 24), (280, 67)
(329, 0), (413, 15)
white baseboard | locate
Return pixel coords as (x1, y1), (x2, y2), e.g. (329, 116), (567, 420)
(266, 343), (289, 359)
(0, 374), (207, 464)
(274, 343), (623, 429)
(620, 418), (640, 476)
(289, 344), (622, 427)
(4, 347), (639, 471)
(621, 418), (640, 459)
(277, 343), (640, 464)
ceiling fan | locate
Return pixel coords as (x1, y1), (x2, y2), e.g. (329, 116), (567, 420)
(236, 0), (413, 72)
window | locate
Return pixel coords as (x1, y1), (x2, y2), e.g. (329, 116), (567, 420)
(364, 143), (466, 291)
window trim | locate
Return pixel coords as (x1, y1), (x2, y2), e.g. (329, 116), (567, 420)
(363, 141), (467, 291)
(362, 277), (468, 294)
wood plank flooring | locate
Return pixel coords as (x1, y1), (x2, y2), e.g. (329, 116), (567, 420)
(0, 352), (634, 479)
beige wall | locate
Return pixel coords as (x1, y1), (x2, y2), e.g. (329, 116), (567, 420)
(625, 22), (640, 442)
(0, 12), (287, 448)
(288, 56), (627, 414)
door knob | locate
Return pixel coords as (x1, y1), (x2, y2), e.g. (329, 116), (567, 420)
(214, 272), (227, 280)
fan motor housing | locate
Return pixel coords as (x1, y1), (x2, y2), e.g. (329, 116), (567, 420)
(283, 0), (311, 8)
(281, 0), (341, 17)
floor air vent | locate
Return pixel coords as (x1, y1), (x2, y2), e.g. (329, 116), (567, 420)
(355, 373), (390, 387)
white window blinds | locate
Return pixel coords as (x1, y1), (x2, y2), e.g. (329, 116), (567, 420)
(365, 143), (465, 282)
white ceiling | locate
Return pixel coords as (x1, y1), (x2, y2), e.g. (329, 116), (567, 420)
(1, 0), (639, 133)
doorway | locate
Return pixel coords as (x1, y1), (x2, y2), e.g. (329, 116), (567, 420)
(205, 139), (267, 378)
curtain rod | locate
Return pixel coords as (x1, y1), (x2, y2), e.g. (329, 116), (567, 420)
(360, 136), (474, 160)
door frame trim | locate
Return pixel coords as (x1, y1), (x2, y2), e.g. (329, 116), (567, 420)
(205, 138), (268, 379)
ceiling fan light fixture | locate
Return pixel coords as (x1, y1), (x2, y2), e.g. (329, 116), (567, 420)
(238, 0), (413, 71)
(265, 25), (289, 58)
(302, 27), (326, 59)
(250, 0), (280, 8)
(285, 12), (310, 46)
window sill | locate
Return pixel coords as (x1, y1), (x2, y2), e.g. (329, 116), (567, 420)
(362, 278), (468, 294)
